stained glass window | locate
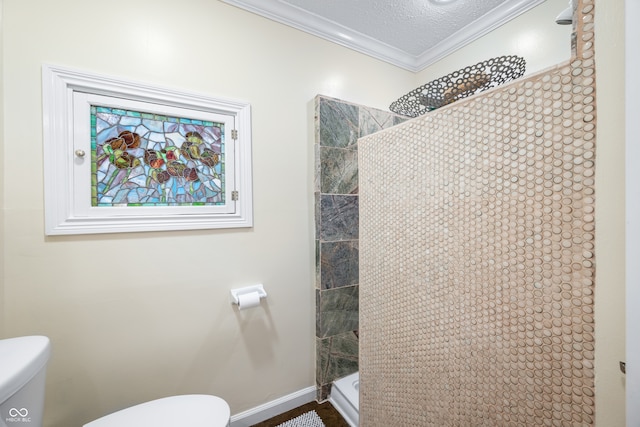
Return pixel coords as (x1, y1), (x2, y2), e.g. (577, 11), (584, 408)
(91, 106), (225, 207)
(43, 64), (252, 235)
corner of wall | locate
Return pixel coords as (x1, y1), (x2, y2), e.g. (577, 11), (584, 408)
(313, 95), (407, 401)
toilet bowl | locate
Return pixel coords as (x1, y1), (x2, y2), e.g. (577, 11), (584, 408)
(84, 394), (230, 427)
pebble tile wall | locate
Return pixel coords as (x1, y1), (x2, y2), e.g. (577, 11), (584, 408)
(314, 96), (407, 400)
(358, 0), (597, 424)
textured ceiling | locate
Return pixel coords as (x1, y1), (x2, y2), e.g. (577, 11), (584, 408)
(221, 0), (545, 71)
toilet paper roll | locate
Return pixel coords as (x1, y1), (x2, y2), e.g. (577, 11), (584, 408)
(237, 291), (261, 310)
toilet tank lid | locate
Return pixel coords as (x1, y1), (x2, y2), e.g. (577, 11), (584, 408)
(83, 395), (230, 427)
(0, 336), (51, 404)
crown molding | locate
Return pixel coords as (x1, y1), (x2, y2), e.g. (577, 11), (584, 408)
(221, 0), (416, 69)
(221, 0), (545, 72)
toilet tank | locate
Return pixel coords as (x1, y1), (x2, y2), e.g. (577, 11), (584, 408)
(0, 336), (51, 427)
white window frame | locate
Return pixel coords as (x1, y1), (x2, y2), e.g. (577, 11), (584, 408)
(42, 64), (253, 235)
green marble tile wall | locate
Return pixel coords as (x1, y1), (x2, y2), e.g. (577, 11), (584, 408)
(314, 95), (407, 400)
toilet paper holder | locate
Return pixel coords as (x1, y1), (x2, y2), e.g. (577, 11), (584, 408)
(230, 284), (267, 306)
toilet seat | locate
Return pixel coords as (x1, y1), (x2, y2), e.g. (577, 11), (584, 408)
(83, 395), (230, 427)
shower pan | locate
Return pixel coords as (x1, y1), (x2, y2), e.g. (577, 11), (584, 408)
(329, 371), (359, 427)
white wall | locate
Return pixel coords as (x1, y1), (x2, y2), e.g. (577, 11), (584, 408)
(0, 0), (4, 337)
(593, 0), (626, 425)
(0, 1), (413, 425)
(416, 0), (572, 83)
(626, 0), (640, 423)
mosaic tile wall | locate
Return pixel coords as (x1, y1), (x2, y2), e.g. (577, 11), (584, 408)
(314, 95), (407, 400)
(358, 1), (597, 424)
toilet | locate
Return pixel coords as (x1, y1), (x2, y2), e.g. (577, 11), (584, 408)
(0, 336), (231, 427)
(0, 336), (50, 427)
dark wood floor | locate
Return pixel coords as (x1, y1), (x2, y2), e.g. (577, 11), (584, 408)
(250, 401), (350, 427)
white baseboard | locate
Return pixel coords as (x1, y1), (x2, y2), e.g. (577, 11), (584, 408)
(230, 386), (317, 427)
